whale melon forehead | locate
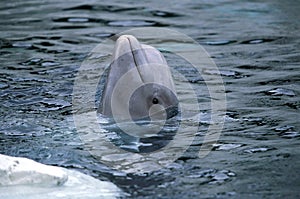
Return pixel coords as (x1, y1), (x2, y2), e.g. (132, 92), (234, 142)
(109, 48), (173, 87)
(113, 34), (167, 67)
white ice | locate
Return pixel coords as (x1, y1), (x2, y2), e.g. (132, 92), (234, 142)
(0, 154), (123, 199)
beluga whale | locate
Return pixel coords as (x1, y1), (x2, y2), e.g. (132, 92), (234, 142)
(99, 35), (178, 122)
(97, 35), (179, 152)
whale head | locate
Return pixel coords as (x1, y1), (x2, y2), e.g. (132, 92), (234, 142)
(99, 35), (178, 122)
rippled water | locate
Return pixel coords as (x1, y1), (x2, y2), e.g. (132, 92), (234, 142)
(1, 0), (299, 198)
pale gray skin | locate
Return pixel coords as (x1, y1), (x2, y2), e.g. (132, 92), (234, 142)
(99, 35), (178, 121)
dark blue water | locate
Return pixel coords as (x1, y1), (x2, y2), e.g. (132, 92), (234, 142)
(0, 0), (299, 198)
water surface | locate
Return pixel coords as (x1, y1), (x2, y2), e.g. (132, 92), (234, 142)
(0, 0), (299, 198)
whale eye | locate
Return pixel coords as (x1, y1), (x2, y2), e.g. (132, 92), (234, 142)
(152, 97), (159, 104)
